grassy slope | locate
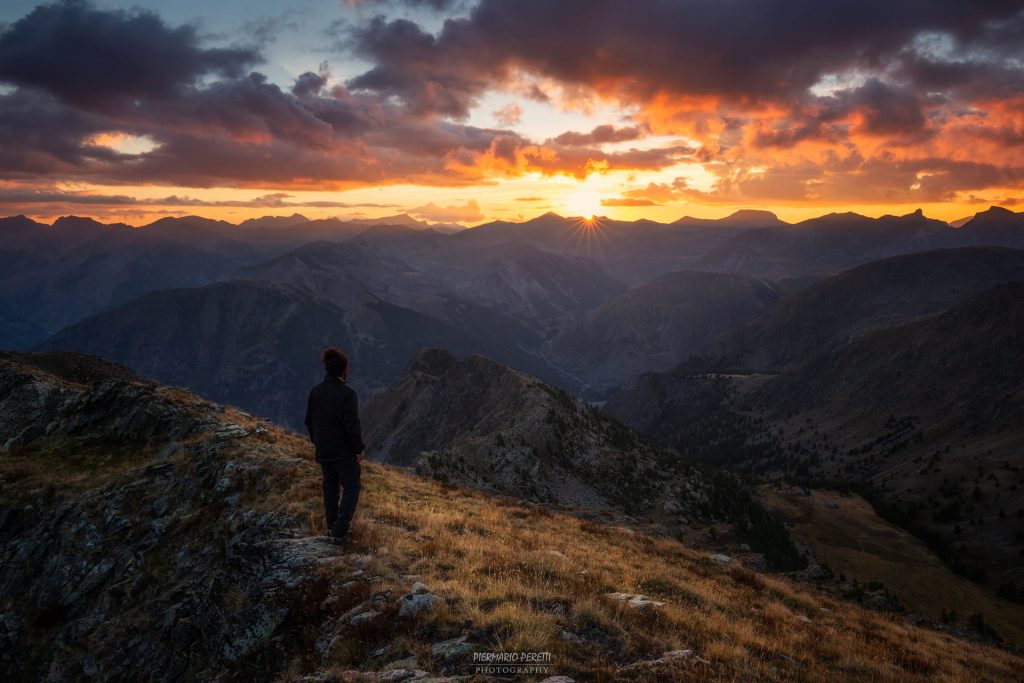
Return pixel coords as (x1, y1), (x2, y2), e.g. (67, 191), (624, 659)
(257, 424), (1024, 681)
(761, 488), (1024, 646)
(3, 374), (1022, 681)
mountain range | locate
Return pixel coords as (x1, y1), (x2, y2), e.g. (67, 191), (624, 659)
(608, 248), (1024, 592)
(15, 205), (1024, 405)
(6, 203), (1024, 666)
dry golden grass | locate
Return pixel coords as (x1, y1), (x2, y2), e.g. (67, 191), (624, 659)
(245, 424), (1024, 682)
(5, 384), (1016, 682)
(762, 487), (1024, 646)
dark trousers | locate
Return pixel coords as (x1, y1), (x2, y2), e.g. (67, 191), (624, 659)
(320, 459), (361, 538)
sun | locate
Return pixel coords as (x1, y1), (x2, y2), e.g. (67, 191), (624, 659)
(562, 189), (604, 220)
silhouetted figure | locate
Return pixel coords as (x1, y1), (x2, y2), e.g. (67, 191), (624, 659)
(305, 347), (365, 543)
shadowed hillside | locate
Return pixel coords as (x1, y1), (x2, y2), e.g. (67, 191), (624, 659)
(39, 281), (547, 429)
(544, 270), (781, 394)
(610, 281), (1024, 600)
(2, 351), (1022, 681)
(363, 349), (803, 572)
(694, 247), (1024, 372)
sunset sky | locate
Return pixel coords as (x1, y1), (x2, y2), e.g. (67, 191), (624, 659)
(1, 0), (1022, 225)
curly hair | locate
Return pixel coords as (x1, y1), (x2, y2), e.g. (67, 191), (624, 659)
(321, 347), (350, 378)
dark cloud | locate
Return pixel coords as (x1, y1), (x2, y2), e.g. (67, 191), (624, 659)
(345, 0), (464, 9)
(0, 0), (260, 108)
(0, 187), (398, 209)
(752, 79), (929, 148)
(346, 0), (1024, 115)
(0, 188), (137, 205)
(553, 125), (646, 146)
(1, 0), (1023, 207)
(347, 16), (490, 118)
(0, 89), (114, 177)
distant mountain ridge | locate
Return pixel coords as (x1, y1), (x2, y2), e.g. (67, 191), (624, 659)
(608, 255), (1024, 591)
(40, 278), (549, 428)
(543, 270), (782, 395)
(673, 209), (787, 228)
(693, 246), (1024, 372)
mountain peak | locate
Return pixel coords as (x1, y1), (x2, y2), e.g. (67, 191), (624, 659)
(53, 215), (104, 227)
(957, 205), (1023, 232)
(238, 213), (309, 229)
(349, 213), (423, 227)
(728, 209), (779, 220)
(407, 347), (460, 377)
(973, 205), (1016, 219)
(529, 211), (566, 222)
(673, 209), (783, 226)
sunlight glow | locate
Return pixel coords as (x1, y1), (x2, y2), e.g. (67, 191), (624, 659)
(562, 189), (604, 219)
(87, 132), (158, 156)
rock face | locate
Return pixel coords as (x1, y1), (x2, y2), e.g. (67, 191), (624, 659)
(0, 353), (338, 681)
(363, 348), (683, 512)
(362, 349), (805, 571)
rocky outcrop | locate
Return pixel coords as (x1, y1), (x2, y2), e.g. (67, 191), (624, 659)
(363, 349), (805, 570)
(0, 353), (357, 681)
(364, 348), (693, 513)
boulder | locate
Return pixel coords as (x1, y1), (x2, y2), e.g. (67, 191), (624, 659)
(398, 592), (442, 618)
(350, 611), (381, 626)
(431, 635), (473, 661)
(605, 592), (665, 611)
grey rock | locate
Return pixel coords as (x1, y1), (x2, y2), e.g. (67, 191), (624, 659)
(215, 424), (249, 439)
(378, 671), (429, 682)
(397, 592), (441, 618)
(152, 497), (170, 517)
(605, 592), (665, 610)
(431, 635), (473, 661)
(155, 442), (181, 460)
(383, 656), (419, 670)
(350, 610), (381, 626)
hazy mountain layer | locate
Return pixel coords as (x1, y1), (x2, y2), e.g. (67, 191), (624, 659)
(695, 247), (1024, 372)
(40, 280), (547, 428)
(543, 270), (781, 395)
(611, 281), (1024, 591)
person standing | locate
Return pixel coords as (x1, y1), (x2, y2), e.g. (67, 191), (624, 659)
(305, 347), (365, 544)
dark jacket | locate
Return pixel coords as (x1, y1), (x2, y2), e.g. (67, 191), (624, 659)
(305, 374), (365, 462)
